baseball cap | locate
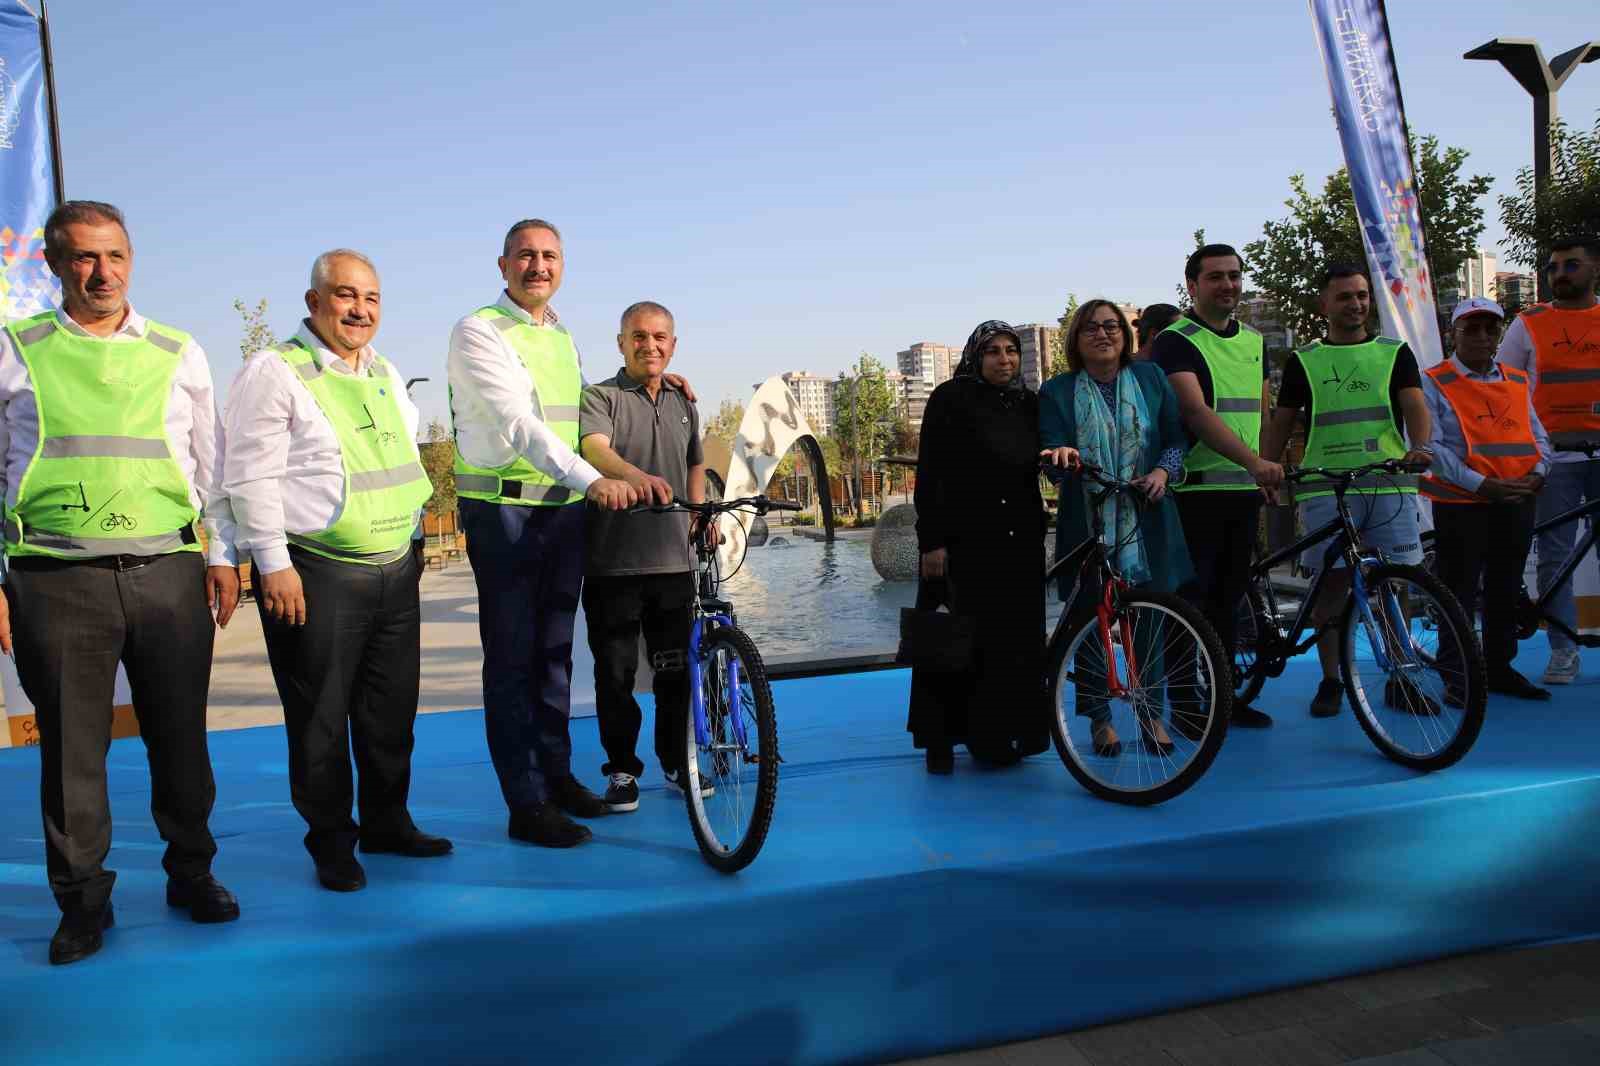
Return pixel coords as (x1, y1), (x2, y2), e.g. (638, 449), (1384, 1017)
(1450, 296), (1504, 324)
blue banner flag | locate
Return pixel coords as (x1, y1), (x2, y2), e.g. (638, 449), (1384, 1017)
(1308, 0), (1444, 367)
(0, 1), (60, 319)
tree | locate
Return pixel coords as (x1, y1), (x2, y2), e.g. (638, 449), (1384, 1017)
(418, 418), (457, 517)
(1242, 133), (1492, 342)
(831, 354), (897, 515)
(704, 398), (745, 447)
(1047, 292), (1080, 378)
(233, 297), (276, 360)
(1499, 111), (1600, 273)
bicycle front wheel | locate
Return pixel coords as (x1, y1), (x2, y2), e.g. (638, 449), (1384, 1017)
(1339, 562), (1486, 772)
(1048, 588), (1230, 805)
(686, 625), (778, 873)
(1234, 584), (1268, 706)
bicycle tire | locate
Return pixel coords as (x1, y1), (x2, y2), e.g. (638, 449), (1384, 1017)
(1338, 562), (1486, 772)
(685, 625), (779, 873)
(1047, 588), (1230, 806)
(1234, 583), (1268, 707)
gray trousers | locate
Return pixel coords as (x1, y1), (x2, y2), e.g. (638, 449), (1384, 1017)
(5, 552), (218, 912)
(1535, 458), (1600, 652)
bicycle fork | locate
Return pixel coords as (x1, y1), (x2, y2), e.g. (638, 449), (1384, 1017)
(1350, 563), (1419, 674)
(1095, 579), (1140, 697)
(686, 616), (750, 751)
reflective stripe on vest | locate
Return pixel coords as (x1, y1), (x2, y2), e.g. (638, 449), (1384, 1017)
(1296, 337), (1410, 498)
(451, 305), (584, 507)
(274, 340), (432, 562)
(1168, 317), (1263, 493)
(2, 311), (201, 559)
(1523, 303), (1600, 437)
(1421, 361), (1541, 505)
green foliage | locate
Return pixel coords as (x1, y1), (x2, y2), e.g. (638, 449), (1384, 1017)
(418, 418), (458, 517)
(704, 398), (745, 446)
(832, 353), (898, 515)
(1047, 293), (1079, 379)
(233, 297), (276, 360)
(1498, 112), (1600, 271)
(1242, 133), (1491, 341)
(788, 512), (818, 526)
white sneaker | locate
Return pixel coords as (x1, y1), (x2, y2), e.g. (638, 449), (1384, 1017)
(662, 768), (715, 798)
(1543, 648), (1581, 685)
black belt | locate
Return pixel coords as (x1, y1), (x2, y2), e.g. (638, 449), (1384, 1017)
(10, 552), (172, 572)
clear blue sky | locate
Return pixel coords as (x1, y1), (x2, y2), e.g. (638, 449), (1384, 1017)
(42, 2), (1600, 426)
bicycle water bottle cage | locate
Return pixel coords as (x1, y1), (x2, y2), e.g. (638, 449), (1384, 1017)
(701, 596), (735, 615)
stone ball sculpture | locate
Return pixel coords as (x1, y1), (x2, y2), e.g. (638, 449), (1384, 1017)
(870, 503), (922, 582)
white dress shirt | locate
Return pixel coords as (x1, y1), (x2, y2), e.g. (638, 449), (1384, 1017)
(223, 322), (421, 575)
(0, 305), (236, 570)
(447, 291), (601, 495)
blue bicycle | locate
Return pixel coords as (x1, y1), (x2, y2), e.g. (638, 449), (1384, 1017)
(630, 493), (798, 872)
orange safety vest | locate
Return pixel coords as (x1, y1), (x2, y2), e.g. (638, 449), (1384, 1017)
(1523, 302), (1600, 445)
(1421, 362), (1540, 505)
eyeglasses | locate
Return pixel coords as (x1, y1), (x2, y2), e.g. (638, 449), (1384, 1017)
(1080, 321), (1123, 336)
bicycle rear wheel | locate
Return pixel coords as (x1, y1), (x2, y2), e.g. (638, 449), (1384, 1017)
(686, 625), (779, 873)
(1338, 562), (1486, 772)
(1048, 588), (1230, 805)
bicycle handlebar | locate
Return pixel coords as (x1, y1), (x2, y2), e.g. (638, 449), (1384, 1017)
(1040, 459), (1145, 496)
(625, 494), (802, 516)
(1283, 457), (1426, 485)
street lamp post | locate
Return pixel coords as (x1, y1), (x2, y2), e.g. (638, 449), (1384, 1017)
(1465, 38), (1600, 300)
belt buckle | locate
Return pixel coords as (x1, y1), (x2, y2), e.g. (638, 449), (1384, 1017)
(114, 554), (149, 572)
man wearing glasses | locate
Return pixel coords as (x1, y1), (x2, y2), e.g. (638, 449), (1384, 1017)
(1498, 236), (1600, 685)
(225, 249), (450, 893)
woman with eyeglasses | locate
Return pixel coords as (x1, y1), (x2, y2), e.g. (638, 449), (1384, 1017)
(908, 320), (1065, 775)
(1039, 300), (1194, 755)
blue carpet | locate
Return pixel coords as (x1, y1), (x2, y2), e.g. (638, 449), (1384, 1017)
(2, 647), (1598, 1066)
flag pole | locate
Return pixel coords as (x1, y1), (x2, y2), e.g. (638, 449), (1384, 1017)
(37, 0), (65, 202)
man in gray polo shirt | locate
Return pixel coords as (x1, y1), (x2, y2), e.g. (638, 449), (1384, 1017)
(579, 301), (714, 812)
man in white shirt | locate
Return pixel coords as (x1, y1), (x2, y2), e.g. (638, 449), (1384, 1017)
(225, 250), (450, 892)
(0, 200), (241, 965)
(447, 219), (637, 848)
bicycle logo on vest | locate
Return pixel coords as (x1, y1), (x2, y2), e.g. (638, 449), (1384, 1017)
(58, 482), (139, 531)
(1473, 398), (1520, 433)
(1320, 364), (1371, 393)
(1550, 328), (1598, 356)
(354, 403), (400, 446)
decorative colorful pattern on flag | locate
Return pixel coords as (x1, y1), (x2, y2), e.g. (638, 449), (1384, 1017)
(1307, 0), (1445, 368)
(1, 2), (60, 319)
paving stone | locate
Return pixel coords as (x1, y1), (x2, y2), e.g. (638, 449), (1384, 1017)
(995, 1034), (1093, 1066)
(1431, 1020), (1600, 1066)
(1437, 973), (1600, 1031)
(1167, 1023), (1345, 1066)
(1328, 956), (1492, 1010)
(1308, 998), (1492, 1060)
(1067, 1009), (1231, 1064)
(1200, 982), (1361, 1036)
(1341, 1050), (1453, 1066)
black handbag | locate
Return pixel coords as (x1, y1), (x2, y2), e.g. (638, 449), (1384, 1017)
(896, 583), (976, 671)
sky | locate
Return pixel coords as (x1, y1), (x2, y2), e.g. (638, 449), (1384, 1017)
(36, 1), (1600, 426)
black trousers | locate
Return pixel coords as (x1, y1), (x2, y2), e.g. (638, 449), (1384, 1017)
(1176, 490), (1262, 660)
(461, 498), (584, 810)
(257, 545), (421, 861)
(1431, 500), (1537, 672)
(6, 552), (218, 912)
(583, 572), (693, 779)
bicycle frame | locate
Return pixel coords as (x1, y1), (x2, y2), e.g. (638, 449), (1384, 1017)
(1521, 493), (1600, 642)
(686, 611), (747, 750)
(1044, 476), (1141, 694)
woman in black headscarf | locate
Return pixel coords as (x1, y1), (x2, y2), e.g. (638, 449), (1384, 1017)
(907, 321), (1069, 774)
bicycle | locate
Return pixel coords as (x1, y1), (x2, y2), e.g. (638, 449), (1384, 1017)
(1418, 440), (1600, 648)
(625, 493), (800, 872)
(1234, 459), (1487, 772)
(1045, 462), (1231, 805)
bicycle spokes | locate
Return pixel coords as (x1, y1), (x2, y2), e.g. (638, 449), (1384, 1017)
(1096, 579), (1140, 697)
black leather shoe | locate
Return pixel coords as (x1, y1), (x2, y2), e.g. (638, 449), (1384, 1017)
(1310, 678), (1344, 718)
(50, 902), (113, 966)
(315, 854), (367, 892)
(359, 829), (454, 857)
(166, 874), (241, 923)
(1384, 677), (1441, 716)
(1487, 668), (1552, 701)
(1090, 722), (1123, 757)
(549, 776), (610, 819)
(508, 803), (592, 848)
(925, 744), (954, 775)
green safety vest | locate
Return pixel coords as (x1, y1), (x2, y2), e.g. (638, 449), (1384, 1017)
(3, 311), (201, 559)
(275, 339), (432, 563)
(451, 306), (583, 506)
(1295, 337), (1415, 498)
(1169, 317), (1264, 492)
